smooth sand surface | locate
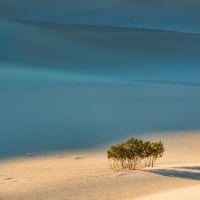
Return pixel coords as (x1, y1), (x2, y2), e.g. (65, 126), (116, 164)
(135, 185), (200, 200)
(0, 132), (200, 200)
(1, 0), (200, 33)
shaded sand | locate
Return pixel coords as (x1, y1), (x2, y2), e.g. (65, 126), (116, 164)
(0, 132), (200, 200)
(2, 19), (200, 72)
(1, 0), (200, 32)
(1, 19), (200, 158)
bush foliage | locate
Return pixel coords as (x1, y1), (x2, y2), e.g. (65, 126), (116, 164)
(107, 138), (165, 170)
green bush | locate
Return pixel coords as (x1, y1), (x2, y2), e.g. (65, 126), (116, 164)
(107, 138), (165, 170)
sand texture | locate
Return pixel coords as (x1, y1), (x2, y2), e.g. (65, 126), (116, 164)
(1, 0), (200, 199)
(135, 185), (200, 200)
(0, 132), (200, 200)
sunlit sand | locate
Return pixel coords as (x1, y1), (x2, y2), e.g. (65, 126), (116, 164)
(0, 132), (199, 200)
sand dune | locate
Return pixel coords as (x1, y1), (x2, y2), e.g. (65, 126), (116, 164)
(1, 20), (200, 73)
(1, 64), (200, 158)
(136, 185), (200, 200)
(0, 132), (200, 200)
(0, 0), (200, 32)
(1, 0), (200, 199)
(1, 17), (200, 158)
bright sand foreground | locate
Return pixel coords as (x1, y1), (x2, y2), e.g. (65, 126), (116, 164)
(0, 132), (200, 200)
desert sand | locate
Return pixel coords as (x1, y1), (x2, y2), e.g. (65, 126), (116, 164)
(0, 132), (200, 200)
(1, 2), (200, 159)
(1, 0), (200, 199)
(136, 185), (200, 200)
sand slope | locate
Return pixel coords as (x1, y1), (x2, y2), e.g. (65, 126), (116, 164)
(1, 0), (200, 32)
(1, 20), (200, 72)
(0, 132), (200, 200)
(1, 1), (200, 157)
(1, 18), (200, 158)
(136, 185), (200, 200)
(0, 1), (200, 199)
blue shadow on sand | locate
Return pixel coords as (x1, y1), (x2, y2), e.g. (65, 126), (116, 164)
(145, 167), (200, 181)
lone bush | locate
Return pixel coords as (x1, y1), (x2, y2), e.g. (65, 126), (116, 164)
(107, 138), (165, 170)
